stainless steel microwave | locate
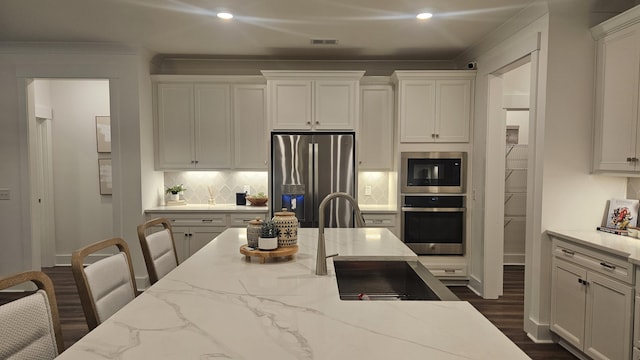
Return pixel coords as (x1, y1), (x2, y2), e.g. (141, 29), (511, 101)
(400, 152), (466, 194)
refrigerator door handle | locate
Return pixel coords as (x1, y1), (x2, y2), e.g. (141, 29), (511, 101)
(308, 142), (316, 227)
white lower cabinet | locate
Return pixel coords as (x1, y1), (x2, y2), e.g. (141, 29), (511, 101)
(145, 211), (267, 263)
(171, 225), (224, 263)
(550, 238), (634, 360)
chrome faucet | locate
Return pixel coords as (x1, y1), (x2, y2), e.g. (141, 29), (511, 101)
(316, 192), (365, 275)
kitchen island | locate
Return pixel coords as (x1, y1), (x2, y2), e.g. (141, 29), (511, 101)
(55, 228), (529, 359)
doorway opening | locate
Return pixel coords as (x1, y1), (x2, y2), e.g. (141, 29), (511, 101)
(28, 78), (113, 268)
(483, 53), (536, 299)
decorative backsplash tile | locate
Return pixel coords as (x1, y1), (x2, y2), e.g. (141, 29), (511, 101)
(627, 178), (640, 200)
(164, 171), (268, 205)
(163, 171), (391, 206)
(357, 172), (390, 205)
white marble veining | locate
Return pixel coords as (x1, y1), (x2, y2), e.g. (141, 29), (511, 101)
(56, 228), (529, 360)
(547, 228), (640, 264)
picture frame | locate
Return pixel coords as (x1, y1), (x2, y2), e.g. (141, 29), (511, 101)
(98, 158), (112, 195)
(95, 116), (111, 153)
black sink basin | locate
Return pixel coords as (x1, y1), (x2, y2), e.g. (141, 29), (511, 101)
(333, 260), (459, 301)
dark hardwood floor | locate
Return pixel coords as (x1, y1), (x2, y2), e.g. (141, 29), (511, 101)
(449, 265), (576, 360)
(1, 265), (575, 359)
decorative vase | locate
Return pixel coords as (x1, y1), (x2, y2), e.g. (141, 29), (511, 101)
(272, 209), (298, 247)
(246, 218), (263, 248)
(169, 193), (180, 201)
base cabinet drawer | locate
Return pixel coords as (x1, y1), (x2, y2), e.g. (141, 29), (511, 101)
(425, 265), (468, 278)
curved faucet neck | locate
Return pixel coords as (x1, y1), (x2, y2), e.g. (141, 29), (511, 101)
(316, 192), (364, 276)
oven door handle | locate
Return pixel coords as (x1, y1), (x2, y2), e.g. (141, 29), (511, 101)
(402, 207), (465, 212)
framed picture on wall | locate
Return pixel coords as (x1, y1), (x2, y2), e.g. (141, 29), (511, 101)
(95, 116), (111, 153)
(98, 158), (112, 195)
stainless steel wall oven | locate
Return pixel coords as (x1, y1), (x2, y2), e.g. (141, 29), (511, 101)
(402, 195), (465, 255)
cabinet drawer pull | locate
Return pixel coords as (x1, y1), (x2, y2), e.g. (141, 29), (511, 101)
(444, 269), (456, 273)
(627, 157), (633, 162)
(561, 249), (575, 256)
(202, 219), (213, 223)
(599, 262), (616, 270)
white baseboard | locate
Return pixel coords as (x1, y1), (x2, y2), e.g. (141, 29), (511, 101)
(467, 273), (483, 296)
(524, 316), (552, 343)
(55, 253), (110, 266)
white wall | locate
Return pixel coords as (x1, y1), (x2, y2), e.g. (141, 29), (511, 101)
(36, 79), (113, 257)
(0, 44), (153, 282)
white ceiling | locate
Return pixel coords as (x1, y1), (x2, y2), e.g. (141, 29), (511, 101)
(0, 0), (636, 60)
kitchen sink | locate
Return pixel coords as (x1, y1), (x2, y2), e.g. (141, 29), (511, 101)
(333, 260), (459, 301)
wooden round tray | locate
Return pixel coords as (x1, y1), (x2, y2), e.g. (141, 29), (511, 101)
(240, 245), (298, 263)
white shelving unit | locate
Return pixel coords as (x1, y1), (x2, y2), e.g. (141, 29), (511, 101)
(504, 144), (527, 264)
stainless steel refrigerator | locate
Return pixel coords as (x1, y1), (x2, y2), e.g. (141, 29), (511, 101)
(271, 132), (356, 228)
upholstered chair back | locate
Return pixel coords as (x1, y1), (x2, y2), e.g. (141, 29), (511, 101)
(137, 217), (179, 285)
(0, 271), (64, 359)
(71, 237), (137, 330)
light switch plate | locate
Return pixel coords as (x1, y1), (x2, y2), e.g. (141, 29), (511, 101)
(0, 188), (10, 200)
(365, 185), (372, 196)
(243, 185), (250, 193)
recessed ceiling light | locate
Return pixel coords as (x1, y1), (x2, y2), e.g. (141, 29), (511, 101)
(416, 13), (433, 20)
(217, 12), (233, 20)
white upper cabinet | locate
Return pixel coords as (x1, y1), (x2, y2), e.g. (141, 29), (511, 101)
(153, 76), (267, 170)
(262, 71), (364, 131)
(592, 12), (640, 173)
(359, 84), (394, 170)
(233, 84), (267, 169)
(393, 71), (474, 143)
(194, 84), (232, 169)
(156, 83), (195, 168)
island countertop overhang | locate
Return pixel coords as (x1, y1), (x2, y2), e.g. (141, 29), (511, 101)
(55, 227), (530, 360)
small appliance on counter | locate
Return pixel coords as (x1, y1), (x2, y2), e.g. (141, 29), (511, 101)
(236, 192), (247, 205)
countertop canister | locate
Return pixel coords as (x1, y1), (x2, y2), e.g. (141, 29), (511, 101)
(246, 218), (263, 248)
(272, 209), (298, 247)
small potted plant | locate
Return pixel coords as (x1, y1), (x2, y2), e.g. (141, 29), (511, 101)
(165, 184), (186, 201)
(258, 220), (278, 250)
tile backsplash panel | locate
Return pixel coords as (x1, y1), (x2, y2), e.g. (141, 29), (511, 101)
(164, 171), (391, 206)
(164, 171), (268, 205)
(628, 178), (640, 199)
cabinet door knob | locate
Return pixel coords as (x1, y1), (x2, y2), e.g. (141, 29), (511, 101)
(627, 157), (633, 162)
(435, 134), (440, 138)
(307, 121), (311, 125)
(315, 121), (320, 125)
(431, 134), (436, 138)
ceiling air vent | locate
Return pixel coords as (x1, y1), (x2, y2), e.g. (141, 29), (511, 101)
(311, 39), (338, 45)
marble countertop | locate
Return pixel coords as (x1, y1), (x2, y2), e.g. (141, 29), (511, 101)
(547, 228), (640, 265)
(56, 228), (529, 360)
(146, 204), (269, 213)
(146, 204), (397, 213)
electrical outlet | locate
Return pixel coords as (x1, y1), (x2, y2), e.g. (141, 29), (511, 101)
(0, 188), (10, 200)
(364, 185), (372, 196)
(243, 185), (250, 193)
